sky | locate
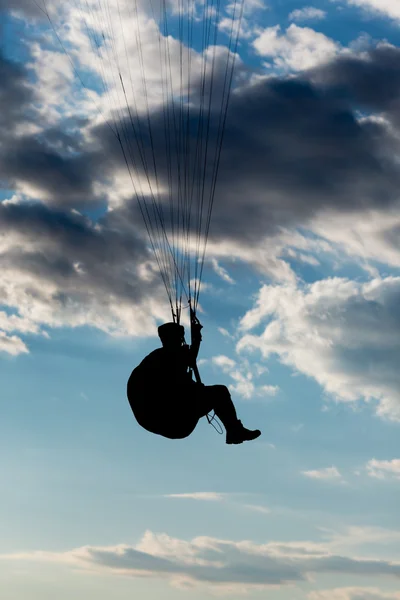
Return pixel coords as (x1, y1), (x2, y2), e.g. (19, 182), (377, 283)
(1, 0), (400, 599)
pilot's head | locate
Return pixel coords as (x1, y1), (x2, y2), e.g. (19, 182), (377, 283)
(158, 322), (185, 349)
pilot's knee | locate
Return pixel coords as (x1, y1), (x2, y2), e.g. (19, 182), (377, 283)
(214, 384), (231, 398)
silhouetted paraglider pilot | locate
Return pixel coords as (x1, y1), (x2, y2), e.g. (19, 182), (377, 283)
(127, 314), (261, 444)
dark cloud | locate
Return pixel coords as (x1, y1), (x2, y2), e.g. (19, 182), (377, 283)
(81, 543), (305, 586)
(14, 537), (400, 590)
(0, 50), (109, 207)
(210, 76), (397, 241)
(1, 133), (106, 208)
(3, 43), (400, 234)
(310, 44), (400, 117)
(0, 52), (33, 136)
(0, 201), (154, 304)
(81, 541), (400, 586)
(310, 554), (400, 578)
(89, 47), (400, 245)
(1, 35), (400, 338)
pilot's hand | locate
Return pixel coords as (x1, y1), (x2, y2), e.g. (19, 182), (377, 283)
(191, 314), (203, 329)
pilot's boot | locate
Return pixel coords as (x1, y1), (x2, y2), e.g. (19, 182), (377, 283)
(226, 420), (261, 445)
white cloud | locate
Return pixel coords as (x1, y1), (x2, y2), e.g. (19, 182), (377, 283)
(227, 0), (267, 15)
(310, 207), (400, 273)
(0, 256), (169, 341)
(343, 0), (400, 22)
(322, 525), (400, 553)
(0, 331), (29, 356)
(237, 276), (400, 421)
(210, 258), (235, 284)
(309, 587), (400, 600)
(289, 7), (327, 22)
(302, 467), (343, 481)
(218, 327), (234, 339)
(164, 492), (225, 501)
(222, 0), (268, 40)
(212, 355), (237, 371)
(258, 384), (279, 396)
(285, 248), (321, 266)
(366, 459), (400, 480)
(0, 310), (42, 335)
(242, 504), (271, 514)
(211, 355), (279, 400)
(253, 24), (339, 71)
(27, 43), (76, 126)
(205, 236), (298, 284)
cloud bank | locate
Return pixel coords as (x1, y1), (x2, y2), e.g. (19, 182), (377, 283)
(3, 529), (400, 593)
(2, 8), (400, 361)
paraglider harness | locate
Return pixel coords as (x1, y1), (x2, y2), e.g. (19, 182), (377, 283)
(178, 304), (223, 435)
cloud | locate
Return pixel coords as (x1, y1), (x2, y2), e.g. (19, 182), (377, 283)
(259, 384), (279, 396)
(3, 10), (400, 348)
(206, 46), (400, 254)
(0, 331), (29, 356)
(242, 504), (271, 514)
(289, 7), (327, 22)
(342, 0), (400, 22)
(309, 207), (400, 272)
(5, 38), (400, 250)
(164, 492), (225, 502)
(210, 258), (235, 284)
(226, 0), (267, 15)
(212, 355), (237, 371)
(211, 355), (279, 400)
(0, 53), (34, 136)
(0, 0), (44, 17)
(302, 467), (343, 481)
(237, 276), (400, 421)
(0, 200), (170, 342)
(309, 587), (400, 600)
(366, 459), (400, 480)
(3, 530), (400, 593)
(253, 24), (339, 71)
(218, 327), (234, 339)
(222, 0), (268, 40)
(321, 525), (400, 554)
(164, 492), (273, 516)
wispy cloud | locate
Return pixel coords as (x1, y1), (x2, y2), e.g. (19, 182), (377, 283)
(212, 355), (237, 371)
(289, 7), (327, 22)
(302, 467), (343, 481)
(242, 504), (271, 514)
(218, 327), (234, 340)
(210, 258), (235, 284)
(309, 586), (400, 599)
(366, 459), (400, 480)
(211, 355), (279, 400)
(320, 525), (400, 553)
(164, 492), (225, 502)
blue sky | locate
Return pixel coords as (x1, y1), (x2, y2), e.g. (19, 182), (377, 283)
(1, 1), (400, 599)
